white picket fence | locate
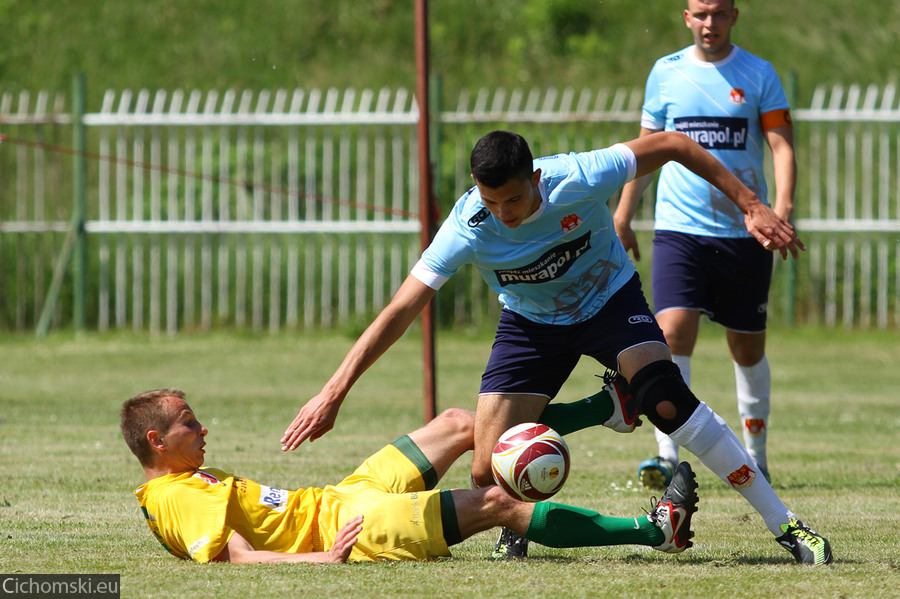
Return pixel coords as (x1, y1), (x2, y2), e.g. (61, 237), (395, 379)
(1, 83), (899, 332)
(794, 83), (900, 328)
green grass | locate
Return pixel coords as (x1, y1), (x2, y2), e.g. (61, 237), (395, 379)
(1, 325), (899, 598)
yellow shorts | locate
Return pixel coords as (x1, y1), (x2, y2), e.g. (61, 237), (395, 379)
(316, 439), (453, 561)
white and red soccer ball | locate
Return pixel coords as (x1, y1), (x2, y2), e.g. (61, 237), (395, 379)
(490, 423), (570, 502)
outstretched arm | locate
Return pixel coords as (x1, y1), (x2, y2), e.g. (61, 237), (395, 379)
(622, 131), (805, 259)
(212, 516), (363, 564)
(281, 275), (437, 450)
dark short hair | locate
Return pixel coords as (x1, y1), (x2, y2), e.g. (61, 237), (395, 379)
(120, 388), (185, 466)
(469, 130), (534, 189)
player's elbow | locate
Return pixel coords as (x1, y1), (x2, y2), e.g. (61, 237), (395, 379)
(661, 130), (695, 151)
(210, 546), (233, 563)
(212, 532), (254, 563)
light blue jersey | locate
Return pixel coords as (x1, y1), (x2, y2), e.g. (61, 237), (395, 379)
(642, 45), (790, 238)
(412, 144), (637, 325)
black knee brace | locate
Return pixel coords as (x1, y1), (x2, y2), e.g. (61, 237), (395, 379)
(630, 359), (700, 434)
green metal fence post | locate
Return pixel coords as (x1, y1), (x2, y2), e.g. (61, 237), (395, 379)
(72, 72), (87, 331)
(35, 73), (88, 338)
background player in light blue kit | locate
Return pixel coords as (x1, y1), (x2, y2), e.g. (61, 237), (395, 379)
(615, 0), (796, 489)
(282, 129), (830, 565)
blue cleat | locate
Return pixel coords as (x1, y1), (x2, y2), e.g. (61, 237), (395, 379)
(638, 456), (676, 490)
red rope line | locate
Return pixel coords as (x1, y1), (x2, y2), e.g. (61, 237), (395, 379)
(0, 133), (417, 219)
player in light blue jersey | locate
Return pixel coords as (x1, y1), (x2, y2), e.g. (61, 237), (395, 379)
(615, 0), (797, 493)
(283, 130), (830, 565)
(415, 143), (638, 326)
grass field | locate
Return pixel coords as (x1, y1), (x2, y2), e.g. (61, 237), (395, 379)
(5, 1), (900, 108)
(1, 325), (898, 598)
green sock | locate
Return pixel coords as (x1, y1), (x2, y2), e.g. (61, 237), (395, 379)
(539, 389), (613, 436)
(525, 501), (663, 548)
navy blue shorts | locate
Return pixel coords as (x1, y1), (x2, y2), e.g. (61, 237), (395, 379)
(479, 273), (666, 399)
(651, 230), (773, 333)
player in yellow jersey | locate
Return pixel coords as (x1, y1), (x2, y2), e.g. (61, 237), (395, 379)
(121, 388), (700, 563)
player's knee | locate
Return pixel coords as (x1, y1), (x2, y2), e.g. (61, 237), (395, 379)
(434, 408), (475, 446)
(482, 484), (510, 505)
(435, 407), (475, 426)
(630, 359), (700, 434)
(481, 485), (518, 518)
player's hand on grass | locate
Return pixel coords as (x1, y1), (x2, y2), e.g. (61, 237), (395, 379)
(743, 203), (806, 260)
(327, 515), (362, 563)
(281, 392), (342, 450)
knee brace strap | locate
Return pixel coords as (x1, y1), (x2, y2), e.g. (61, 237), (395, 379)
(630, 359), (700, 434)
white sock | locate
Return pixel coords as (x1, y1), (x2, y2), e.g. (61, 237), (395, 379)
(668, 401), (792, 536)
(735, 356), (771, 471)
(654, 355), (691, 464)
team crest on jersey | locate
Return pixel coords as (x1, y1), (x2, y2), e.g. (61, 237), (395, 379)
(729, 88), (746, 106)
(468, 207), (490, 227)
(560, 213), (583, 233)
(193, 471), (220, 485)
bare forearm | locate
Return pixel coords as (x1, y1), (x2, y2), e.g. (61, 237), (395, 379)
(772, 155), (796, 220)
(321, 303), (421, 400)
(281, 282), (432, 449)
(767, 127), (797, 220)
(622, 130), (804, 258)
(216, 520), (361, 564)
(616, 173), (653, 224)
(227, 549), (339, 564)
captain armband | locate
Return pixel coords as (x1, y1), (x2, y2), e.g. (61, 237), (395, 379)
(760, 109), (793, 131)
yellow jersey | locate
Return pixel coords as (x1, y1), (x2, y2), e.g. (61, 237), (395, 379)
(134, 443), (452, 562)
(135, 467), (323, 562)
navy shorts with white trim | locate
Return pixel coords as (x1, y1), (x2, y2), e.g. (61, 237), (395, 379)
(651, 230), (773, 333)
(479, 273), (666, 399)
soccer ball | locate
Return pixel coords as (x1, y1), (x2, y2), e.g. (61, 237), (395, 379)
(490, 422), (570, 502)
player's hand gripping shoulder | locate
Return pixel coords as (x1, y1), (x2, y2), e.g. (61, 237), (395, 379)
(281, 390), (344, 451)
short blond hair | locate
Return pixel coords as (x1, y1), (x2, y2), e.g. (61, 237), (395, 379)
(120, 388), (185, 465)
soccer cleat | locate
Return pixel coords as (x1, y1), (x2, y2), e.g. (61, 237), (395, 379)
(648, 461), (699, 553)
(600, 370), (640, 433)
(776, 518), (833, 565)
(490, 527), (529, 559)
(638, 456), (676, 490)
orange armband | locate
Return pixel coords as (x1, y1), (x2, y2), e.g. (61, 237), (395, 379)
(760, 109), (793, 131)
